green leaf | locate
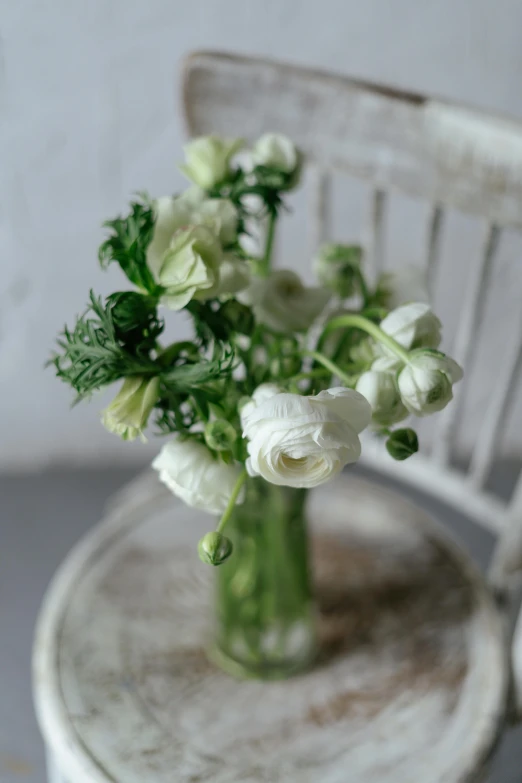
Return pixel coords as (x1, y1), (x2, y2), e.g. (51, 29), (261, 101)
(161, 343), (236, 390)
(50, 290), (159, 401)
(107, 291), (164, 356)
(98, 194), (159, 294)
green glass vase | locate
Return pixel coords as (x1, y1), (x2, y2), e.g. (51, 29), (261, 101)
(210, 477), (317, 679)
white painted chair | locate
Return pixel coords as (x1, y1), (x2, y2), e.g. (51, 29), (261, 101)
(34, 52), (522, 782)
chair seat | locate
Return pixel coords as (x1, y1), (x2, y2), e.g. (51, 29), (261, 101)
(33, 475), (508, 783)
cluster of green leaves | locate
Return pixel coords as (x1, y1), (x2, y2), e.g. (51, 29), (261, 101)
(51, 291), (161, 402)
(51, 287), (236, 428)
(98, 194), (159, 294)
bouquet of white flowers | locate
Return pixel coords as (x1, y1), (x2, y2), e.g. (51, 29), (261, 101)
(51, 132), (462, 677)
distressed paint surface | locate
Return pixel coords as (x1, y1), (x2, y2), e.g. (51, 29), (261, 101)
(33, 476), (507, 782)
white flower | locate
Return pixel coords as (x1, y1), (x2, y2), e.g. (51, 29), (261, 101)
(152, 438), (244, 515)
(239, 270), (330, 333)
(239, 383), (282, 425)
(355, 370), (407, 426)
(151, 224), (222, 310)
(377, 265), (429, 310)
(146, 196), (192, 275)
(252, 133), (299, 174)
(101, 376), (159, 441)
(242, 386), (371, 488)
(380, 302), (441, 351)
(398, 350), (463, 416)
(314, 244), (362, 298)
(180, 135), (244, 190)
(147, 193), (238, 267)
(192, 197), (239, 246)
(215, 253), (251, 297)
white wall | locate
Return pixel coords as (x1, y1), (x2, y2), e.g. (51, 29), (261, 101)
(2, 0), (522, 470)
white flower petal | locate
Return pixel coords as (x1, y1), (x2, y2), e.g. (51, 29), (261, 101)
(311, 387), (372, 434)
(152, 439), (243, 515)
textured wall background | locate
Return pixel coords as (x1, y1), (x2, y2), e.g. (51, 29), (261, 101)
(2, 0), (522, 470)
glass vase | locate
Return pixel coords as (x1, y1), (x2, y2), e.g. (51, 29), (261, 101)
(210, 477), (317, 679)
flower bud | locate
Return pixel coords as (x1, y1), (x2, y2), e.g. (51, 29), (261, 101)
(355, 369), (407, 426)
(198, 532), (233, 566)
(314, 244), (363, 298)
(102, 376), (159, 441)
(219, 298), (255, 335)
(204, 419), (238, 452)
(252, 133), (300, 176)
(180, 135), (244, 190)
(380, 302), (441, 351)
(386, 428), (419, 460)
(398, 349), (463, 416)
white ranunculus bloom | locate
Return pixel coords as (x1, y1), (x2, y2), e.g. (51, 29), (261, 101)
(252, 133), (299, 174)
(180, 135), (244, 190)
(380, 302), (442, 351)
(152, 438), (244, 515)
(355, 370), (408, 427)
(242, 386), (371, 488)
(152, 225), (222, 310)
(398, 350), (463, 416)
(214, 253), (251, 297)
(192, 197), (239, 247)
(239, 383), (282, 425)
(377, 265), (429, 310)
(239, 269), (330, 333)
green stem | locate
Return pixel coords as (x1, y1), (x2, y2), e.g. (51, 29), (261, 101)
(302, 350), (355, 386)
(216, 469), (248, 534)
(321, 314), (410, 364)
(260, 212), (277, 276)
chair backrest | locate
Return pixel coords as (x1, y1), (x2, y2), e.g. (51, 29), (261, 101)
(182, 51), (522, 588)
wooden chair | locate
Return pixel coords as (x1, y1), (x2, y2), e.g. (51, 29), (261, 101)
(182, 50), (522, 640)
(34, 52), (522, 783)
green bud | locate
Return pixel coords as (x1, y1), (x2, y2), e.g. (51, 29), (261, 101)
(385, 428), (419, 461)
(315, 243), (363, 298)
(198, 532), (233, 566)
(220, 299), (255, 335)
(204, 419), (237, 452)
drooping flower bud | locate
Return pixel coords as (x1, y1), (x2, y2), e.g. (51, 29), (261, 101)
(355, 369), (407, 426)
(379, 302), (441, 351)
(101, 376), (159, 441)
(385, 428), (419, 460)
(198, 532), (233, 566)
(314, 244), (363, 298)
(398, 349), (463, 416)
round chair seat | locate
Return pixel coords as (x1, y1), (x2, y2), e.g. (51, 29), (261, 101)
(33, 475), (508, 783)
